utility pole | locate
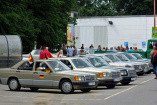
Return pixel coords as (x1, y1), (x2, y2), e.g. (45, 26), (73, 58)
(154, 0), (156, 27)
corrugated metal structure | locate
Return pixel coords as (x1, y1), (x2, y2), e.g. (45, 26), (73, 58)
(75, 15), (155, 51)
(0, 35), (22, 68)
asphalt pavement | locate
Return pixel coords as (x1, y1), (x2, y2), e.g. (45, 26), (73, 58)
(0, 73), (156, 105)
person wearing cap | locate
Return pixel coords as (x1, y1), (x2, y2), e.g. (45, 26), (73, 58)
(151, 46), (157, 79)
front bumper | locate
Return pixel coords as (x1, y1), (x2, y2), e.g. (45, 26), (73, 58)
(97, 77), (121, 85)
(121, 76), (137, 82)
(135, 69), (143, 73)
(72, 80), (99, 89)
(143, 68), (149, 73)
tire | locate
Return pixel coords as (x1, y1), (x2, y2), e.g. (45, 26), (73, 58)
(145, 71), (151, 74)
(30, 87), (39, 91)
(121, 82), (130, 85)
(137, 73), (144, 76)
(60, 80), (74, 94)
(106, 84), (116, 89)
(8, 78), (21, 91)
(81, 89), (91, 93)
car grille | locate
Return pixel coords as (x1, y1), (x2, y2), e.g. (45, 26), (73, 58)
(85, 75), (95, 80)
(141, 64), (147, 70)
(134, 65), (139, 70)
(128, 70), (136, 76)
(111, 72), (120, 78)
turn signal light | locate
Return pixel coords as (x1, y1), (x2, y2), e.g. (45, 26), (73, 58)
(99, 73), (104, 77)
(75, 76), (79, 81)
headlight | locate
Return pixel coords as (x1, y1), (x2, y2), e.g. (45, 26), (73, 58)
(103, 72), (110, 77)
(75, 76), (85, 81)
(120, 70), (128, 76)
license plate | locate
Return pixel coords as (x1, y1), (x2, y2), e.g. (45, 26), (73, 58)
(88, 82), (95, 85)
(114, 78), (120, 82)
(131, 78), (136, 80)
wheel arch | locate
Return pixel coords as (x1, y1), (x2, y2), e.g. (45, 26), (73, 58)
(7, 76), (19, 85)
(59, 78), (72, 89)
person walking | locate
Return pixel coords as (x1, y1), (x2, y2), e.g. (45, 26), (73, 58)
(40, 47), (53, 59)
(151, 46), (157, 79)
(67, 46), (74, 57)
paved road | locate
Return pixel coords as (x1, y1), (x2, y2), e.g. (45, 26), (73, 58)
(0, 73), (156, 105)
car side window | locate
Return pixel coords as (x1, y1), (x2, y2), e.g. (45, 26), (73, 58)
(18, 61), (33, 71)
(35, 62), (51, 72)
(61, 60), (73, 70)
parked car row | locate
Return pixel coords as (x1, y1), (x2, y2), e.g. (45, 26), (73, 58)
(0, 51), (152, 94)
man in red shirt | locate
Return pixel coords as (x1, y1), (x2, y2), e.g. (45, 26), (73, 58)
(40, 47), (53, 59)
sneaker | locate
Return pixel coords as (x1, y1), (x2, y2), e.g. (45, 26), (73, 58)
(154, 77), (157, 79)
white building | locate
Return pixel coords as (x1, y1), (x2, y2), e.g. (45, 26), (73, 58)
(75, 15), (156, 51)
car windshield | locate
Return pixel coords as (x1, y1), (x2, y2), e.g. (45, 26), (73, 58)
(116, 54), (129, 61)
(105, 55), (121, 62)
(89, 57), (109, 67)
(102, 56), (112, 63)
(34, 50), (42, 55)
(47, 61), (71, 71)
(132, 54), (143, 59)
(123, 53), (137, 60)
(72, 58), (93, 68)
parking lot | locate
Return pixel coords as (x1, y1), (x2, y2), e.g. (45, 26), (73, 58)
(0, 73), (156, 105)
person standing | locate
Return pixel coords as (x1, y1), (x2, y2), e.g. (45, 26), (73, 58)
(81, 44), (84, 49)
(62, 45), (67, 56)
(150, 46), (156, 58)
(151, 46), (157, 79)
(40, 47), (53, 59)
(73, 46), (77, 56)
(128, 47), (134, 52)
(67, 46), (74, 57)
(57, 50), (63, 57)
(97, 45), (102, 51)
(89, 44), (94, 49)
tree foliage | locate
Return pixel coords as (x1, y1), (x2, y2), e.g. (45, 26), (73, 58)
(75, 0), (156, 16)
(0, 0), (76, 53)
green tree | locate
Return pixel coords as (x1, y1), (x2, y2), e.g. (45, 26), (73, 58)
(0, 0), (38, 53)
(0, 0), (76, 53)
(112, 0), (155, 15)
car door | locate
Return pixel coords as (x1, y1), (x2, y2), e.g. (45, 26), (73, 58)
(17, 61), (34, 86)
(33, 61), (54, 87)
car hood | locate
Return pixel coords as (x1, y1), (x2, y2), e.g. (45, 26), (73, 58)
(75, 67), (119, 73)
(56, 70), (95, 76)
(109, 61), (139, 66)
(98, 66), (127, 71)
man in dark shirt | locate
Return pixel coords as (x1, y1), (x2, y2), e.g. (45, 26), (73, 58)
(62, 45), (67, 56)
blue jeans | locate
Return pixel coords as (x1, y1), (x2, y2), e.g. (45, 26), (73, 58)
(153, 65), (157, 77)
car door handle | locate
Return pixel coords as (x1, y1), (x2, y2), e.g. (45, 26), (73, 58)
(16, 71), (20, 73)
(33, 72), (38, 74)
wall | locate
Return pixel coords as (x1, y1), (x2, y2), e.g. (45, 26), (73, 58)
(75, 16), (156, 51)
